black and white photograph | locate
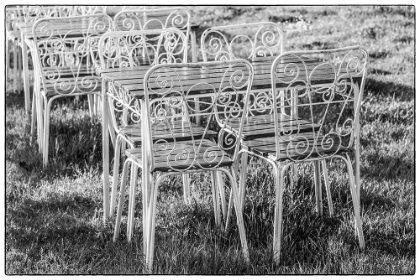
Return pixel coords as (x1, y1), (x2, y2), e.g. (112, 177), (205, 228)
(2, 1), (415, 275)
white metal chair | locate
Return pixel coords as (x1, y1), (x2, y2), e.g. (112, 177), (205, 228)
(113, 59), (254, 271)
(31, 14), (114, 166)
(98, 28), (190, 220)
(201, 22), (334, 217)
(6, 6), (72, 95)
(111, 7), (200, 205)
(228, 46), (367, 264)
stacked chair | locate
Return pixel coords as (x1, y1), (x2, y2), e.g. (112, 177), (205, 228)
(201, 23), (366, 264)
(99, 8), (199, 223)
(31, 14), (114, 166)
(201, 22), (333, 218)
(6, 6), (55, 97)
(98, 27), (190, 230)
(113, 59), (254, 272)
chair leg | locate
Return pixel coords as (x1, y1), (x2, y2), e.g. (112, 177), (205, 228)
(87, 94), (94, 118)
(109, 136), (123, 217)
(13, 40), (18, 92)
(30, 89), (37, 142)
(141, 171), (148, 258)
(182, 174), (191, 204)
(355, 143), (361, 206)
(113, 160), (131, 241)
(345, 154), (365, 249)
(225, 189), (234, 232)
(229, 166), (250, 263)
(321, 159), (334, 216)
(36, 93), (45, 152)
(225, 152), (247, 230)
(93, 94), (98, 115)
(210, 171), (221, 228)
(314, 161), (323, 216)
(42, 97), (53, 167)
(216, 171), (227, 219)
(145, 173), (157, 273)
(238, 152), (248, 212)
(127, 163), (139, 242)
(273, 163), (286, 266)
(17, 45), (22, 92)
(291, 163), (298, 186)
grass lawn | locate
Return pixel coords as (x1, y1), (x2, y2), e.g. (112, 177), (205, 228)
(4, 5), (414, 274)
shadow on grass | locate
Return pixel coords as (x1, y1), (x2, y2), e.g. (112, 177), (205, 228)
(6, 90), (26, 109)
(6, 117), (108, 186)
(5, 192), (145, 274)
(365, 228), (414, 258)
(365, 77), (414, 102)
(361, 152), (414, 182)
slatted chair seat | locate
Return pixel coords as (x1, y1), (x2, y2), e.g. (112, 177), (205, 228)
(119, 121), (218, 145)
(226, 113), (321, 141)
(125, 139), (233, 172)
(243, 131), (347, 160)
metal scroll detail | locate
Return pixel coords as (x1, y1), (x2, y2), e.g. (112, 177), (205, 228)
(18, 6), (73, 24)
(100, 30), (187, 69)
(144, 61), (253, 172)
(272, 48), (368, 162)
(201, 22), (284, 61)
(99, 29), (188, 128)
(114, 8), (191, 32)
(33, 15), (112, 96)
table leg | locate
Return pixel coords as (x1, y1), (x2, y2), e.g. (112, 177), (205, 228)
(102, 82), (110, 223)
(13, 40), (18, 92)
(21, 35), (31, 113)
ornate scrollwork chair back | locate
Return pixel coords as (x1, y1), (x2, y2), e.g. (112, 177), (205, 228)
(32, 14), (113, 166)
(99, 28), (188, 70)
(113, 7), (191, 37)
(201, 22), (284, 61)
(17, 5), (74, 24)
(33, 14), (113, 97)
(98, 28), (188, 130)
(69, 6), (107, 16)
(143, 60), (254, 173)
(270, 46), (368, 162)
(201, 22), (284, 119)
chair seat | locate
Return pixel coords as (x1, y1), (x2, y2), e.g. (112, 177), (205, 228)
(42, 73), (102, 96)
(119, 120), (219, 146)
(125, 139), (233, 172)
(243, 131), (348, 161)
(226, 113), (321, 140)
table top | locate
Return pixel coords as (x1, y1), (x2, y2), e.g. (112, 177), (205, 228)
(98, 56), (356, 98)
